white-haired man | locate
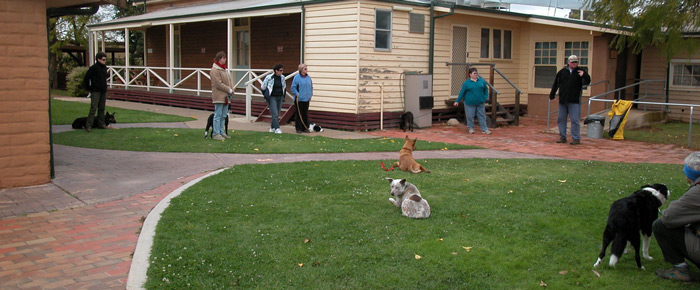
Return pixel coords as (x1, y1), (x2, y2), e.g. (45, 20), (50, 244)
(653, 152), (700, 282)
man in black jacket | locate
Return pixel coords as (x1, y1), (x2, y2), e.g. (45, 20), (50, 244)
(82, 52), (109, 132)
(549, 55), (591, 145)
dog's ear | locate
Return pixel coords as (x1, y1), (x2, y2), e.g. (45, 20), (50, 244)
(400, 179), (406, 186)
(405, 135), (409, 140)
(386, 177), (393, 183)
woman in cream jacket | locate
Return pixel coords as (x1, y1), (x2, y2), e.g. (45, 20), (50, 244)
(210, 51), (234, 140)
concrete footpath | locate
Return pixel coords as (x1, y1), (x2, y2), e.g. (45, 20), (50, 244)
(0, 97), (691, 289)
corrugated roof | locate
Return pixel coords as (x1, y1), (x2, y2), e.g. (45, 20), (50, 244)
(89, 0), (310, 30)
(89, 0), (612, 33)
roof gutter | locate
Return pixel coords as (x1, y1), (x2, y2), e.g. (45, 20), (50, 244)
(429, 1), (454, 75)
(47, 4), (99, 18)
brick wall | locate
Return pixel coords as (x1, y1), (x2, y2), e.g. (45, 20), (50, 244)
(251, 14), (301, 72)
(0, 0), (51, 188)
(144, 15), (302, 90)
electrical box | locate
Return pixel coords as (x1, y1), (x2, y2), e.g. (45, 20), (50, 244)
(404, 74), (433, 128)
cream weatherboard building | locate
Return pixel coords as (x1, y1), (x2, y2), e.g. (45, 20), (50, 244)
(89, 0), (661, 129)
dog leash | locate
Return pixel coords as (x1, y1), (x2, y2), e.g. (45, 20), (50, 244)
(295, 97), (309, 131)
(380, 162), (394, 171)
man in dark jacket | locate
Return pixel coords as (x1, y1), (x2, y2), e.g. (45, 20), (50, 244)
(653, 152), (700, 282)
(82, 52), (109, 132)
(549, 55), (591, 145)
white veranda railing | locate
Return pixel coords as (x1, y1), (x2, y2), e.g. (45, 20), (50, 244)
(106, 66), (297, 120)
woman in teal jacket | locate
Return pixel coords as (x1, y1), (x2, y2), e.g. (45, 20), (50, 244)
(453, 68), (491, 134)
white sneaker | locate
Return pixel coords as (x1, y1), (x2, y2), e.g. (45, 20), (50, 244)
(468, 129), (475, 134)
(482, 130), (492, 135)
(222, 133), (231, 139)
(274, 128), (282, 134)
(212, 134), (225, 141)
(269, 128), (275, 133)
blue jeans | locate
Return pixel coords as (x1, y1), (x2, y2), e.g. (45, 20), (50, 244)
(464, 103), (488, 132)
(213, 103), (228, 136)
(268, 95), (283, 129)
(557, 103), (581, 140)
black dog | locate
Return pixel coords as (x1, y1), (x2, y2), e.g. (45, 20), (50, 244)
(71, 112), (116, 129)
(400, 111), (414, 132)
(594, 183), (670, 270)
(204, 113), (229, 138)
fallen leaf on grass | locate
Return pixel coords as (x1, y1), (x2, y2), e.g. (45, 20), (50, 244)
(539, 280), (547, 287)
(298, 263), (304, 267)
(304, 238), (311, 243)
(558, 180), (567, 183)
(451, 252), (458, 255)
(592, 270), (600, 278)
(415, 254), (422, 260)
(437, 238), (444, 242)
(558, 270), (568, 275)
(462, 246), (472, 252)
(253, 148), (259, 151)
(173, 134), (179, 137)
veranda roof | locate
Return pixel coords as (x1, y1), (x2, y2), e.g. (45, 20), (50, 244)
(89, 0), (614, 33)
(89, 0), (433, 31)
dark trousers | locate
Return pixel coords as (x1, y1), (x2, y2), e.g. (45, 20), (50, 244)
(295, 101), (310, 131)
(86, 91), (107, 129)
(653, 219), (692, 265)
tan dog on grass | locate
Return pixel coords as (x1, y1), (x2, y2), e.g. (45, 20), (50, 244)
(391, 135), (430, 173)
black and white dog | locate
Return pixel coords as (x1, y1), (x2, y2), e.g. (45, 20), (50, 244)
(308, 123), (324, 132)
(203, 113), (229, 138)
(594, 183), (670, 269)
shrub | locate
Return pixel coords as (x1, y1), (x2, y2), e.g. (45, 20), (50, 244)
(66, 66), (88, 98)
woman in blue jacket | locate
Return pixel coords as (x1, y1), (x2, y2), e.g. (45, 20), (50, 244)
(291, 64), (313, 133)
(453, 68), (491, 134)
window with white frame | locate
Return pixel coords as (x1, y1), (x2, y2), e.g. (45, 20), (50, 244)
(671, 61), (700, 88)
(375, 9), (392, 51)
(534, 41), (558, 88)
(564, 41), (589, 68)
(480, 28), (512, 60)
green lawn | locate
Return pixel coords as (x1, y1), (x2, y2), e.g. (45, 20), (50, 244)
(53, 128), (475, 153)
(50, 98), (195, 125)
(146, 159), (691, 289)
(623, 121), (700, 150)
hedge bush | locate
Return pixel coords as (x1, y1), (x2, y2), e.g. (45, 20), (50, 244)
(66, 66), (88, 98)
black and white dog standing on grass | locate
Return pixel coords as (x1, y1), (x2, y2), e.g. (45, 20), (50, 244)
(594, 183), (670, 270)
(203, 113), (229, 138)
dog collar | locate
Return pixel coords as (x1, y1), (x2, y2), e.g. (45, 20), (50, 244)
(643, 187), (666, 204)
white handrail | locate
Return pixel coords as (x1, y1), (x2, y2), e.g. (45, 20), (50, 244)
(107, 65), (302, 122)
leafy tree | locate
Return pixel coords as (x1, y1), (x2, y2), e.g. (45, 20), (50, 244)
(114, 2), (146, 66)
(587, 0), (700, 59)
(48, 2), (145, 88)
